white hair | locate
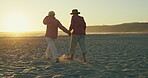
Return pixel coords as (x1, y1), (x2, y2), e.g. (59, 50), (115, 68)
(48, 11), (55, 16)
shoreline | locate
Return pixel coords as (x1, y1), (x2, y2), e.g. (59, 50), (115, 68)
(0, 32), (148, 38)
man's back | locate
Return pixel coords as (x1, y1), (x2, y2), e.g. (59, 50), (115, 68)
(70, 15), (86, 35)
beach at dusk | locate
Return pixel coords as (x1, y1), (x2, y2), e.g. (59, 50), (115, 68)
(0, 34), (148, 78)
(1, 0), (148, 78)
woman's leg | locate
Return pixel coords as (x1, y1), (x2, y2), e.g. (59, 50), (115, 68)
(45, 37), (58, 62)
(45, 37), (52, 59)
(50, 39), (59, 62)
(50, 39), (58, 59)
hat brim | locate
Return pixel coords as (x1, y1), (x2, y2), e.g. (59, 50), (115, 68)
(70, 12), (80, 15)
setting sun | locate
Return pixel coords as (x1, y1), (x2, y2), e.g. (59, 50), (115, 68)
(3, 12), (32, 32)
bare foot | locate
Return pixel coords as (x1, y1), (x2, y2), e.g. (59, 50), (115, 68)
(66, 54), (74, 60)
(42, 56), (51, 60)
(82, 59), (87, 62)
(66, 56), (73, 60)
(82, 53), (86, 62)
(55, 58), (59, 63)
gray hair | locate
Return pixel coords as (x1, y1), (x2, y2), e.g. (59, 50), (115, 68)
(48, 11), (55, 16)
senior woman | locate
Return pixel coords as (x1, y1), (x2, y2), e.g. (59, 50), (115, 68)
(43, 11), (70, 62)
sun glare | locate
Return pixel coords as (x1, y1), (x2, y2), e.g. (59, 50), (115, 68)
(4, 12), (31, 32)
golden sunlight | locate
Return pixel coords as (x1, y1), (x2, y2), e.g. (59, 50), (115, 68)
(4, 12), (31, 32)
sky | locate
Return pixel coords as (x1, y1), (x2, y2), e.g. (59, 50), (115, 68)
(0, 0), (148, 32)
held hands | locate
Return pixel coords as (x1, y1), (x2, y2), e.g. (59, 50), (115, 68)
(67, 31), (71, 36)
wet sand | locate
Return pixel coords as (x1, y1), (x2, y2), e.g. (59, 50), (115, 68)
(0, 34), (148, 78)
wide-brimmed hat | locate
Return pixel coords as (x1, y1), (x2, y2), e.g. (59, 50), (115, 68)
(48, 11), (55, 16)
(70, 9), (80, 15)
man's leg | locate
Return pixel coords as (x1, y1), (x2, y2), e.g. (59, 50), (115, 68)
(69, 35), (80, 59)
(78, 35), (87, 62)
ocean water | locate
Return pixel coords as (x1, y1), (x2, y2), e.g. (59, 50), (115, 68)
(0, 34), (148, 78)
(1, 32), (147, 37)
(0, 32), (45, 37)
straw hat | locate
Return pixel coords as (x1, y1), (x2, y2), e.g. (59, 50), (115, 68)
(70, 9), (80, 15)
(48, 11), (55, 16)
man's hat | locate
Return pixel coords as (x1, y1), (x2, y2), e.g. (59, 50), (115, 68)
(70, 9), (80, 15)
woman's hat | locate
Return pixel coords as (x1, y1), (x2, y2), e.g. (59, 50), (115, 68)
(70, 9), (80, 15)
(48, 11), (55, 16)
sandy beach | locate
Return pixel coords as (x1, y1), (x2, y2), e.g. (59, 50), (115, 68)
(0, 34), (148, 78)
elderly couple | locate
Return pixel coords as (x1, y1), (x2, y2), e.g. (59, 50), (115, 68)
(43, 9), (86, 63)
